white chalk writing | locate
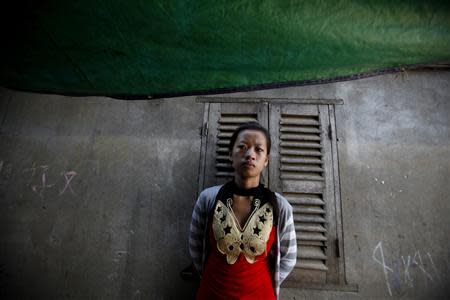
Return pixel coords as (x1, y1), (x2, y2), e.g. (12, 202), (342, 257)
(59, 170), (77, 195)
(24, 164), (55, 198)
(373, 241), (443, 297)
(373, 241), (394, 296)
(23, 164), (78, 198)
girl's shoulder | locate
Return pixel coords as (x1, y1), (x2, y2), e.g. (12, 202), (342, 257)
(273, 192), (293, 213)
(199, 184), (223, 198)
(197, 184), (224, 212)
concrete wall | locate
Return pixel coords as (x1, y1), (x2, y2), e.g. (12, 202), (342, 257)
(0, 70), (449, 299)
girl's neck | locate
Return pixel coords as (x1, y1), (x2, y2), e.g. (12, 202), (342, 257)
(234, 176), (260, 190)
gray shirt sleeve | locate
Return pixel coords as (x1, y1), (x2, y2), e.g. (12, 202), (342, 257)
(276, 192), (297, 283)
(188, 185), (221, 274)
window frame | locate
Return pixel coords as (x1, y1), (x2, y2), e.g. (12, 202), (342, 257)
(196, 97), (355, 291)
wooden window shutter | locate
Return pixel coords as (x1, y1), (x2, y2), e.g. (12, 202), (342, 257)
(199, 102), (268, 191)
(197, 98), (345, 287)
(269, 103), (343, 285)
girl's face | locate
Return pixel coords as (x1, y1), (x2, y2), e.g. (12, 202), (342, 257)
(229, 129), (269, 180)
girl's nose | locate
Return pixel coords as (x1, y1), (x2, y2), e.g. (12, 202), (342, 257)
(245, 148), (256, 159)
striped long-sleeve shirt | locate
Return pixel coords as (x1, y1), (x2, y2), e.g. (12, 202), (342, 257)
(188, 185), (297, 298)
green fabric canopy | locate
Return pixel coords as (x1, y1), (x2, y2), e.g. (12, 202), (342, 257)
(1, 0), (449, 97)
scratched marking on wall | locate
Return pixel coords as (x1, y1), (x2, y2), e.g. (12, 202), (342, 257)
(59, 170), (77, 195)
(373, 241), (443, 297)
(23, 163), (78, 198)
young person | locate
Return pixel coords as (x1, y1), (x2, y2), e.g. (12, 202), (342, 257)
(189, 122), (297, 299)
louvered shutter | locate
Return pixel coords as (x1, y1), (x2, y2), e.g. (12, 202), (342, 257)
(199, 102), (268, 191)
(269, 103), (341, 284)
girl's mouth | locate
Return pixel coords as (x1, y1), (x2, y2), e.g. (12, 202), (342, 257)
(242, 162), (255, 168)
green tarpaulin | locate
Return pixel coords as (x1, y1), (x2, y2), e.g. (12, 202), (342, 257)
(1, 1), (449, 97)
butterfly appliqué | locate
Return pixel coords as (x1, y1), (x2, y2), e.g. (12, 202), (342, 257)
(212, 198), (273, 264)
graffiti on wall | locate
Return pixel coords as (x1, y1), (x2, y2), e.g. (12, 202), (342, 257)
(23, 163), (78, 198)
(373, 241), (443, 296)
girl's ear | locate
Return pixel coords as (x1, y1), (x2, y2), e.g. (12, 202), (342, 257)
(264, 154), (270, 167)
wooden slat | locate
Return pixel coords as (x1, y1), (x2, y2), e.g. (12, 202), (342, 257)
(292, 206), (325, 214)
(280, 119), (320, 126)
(295, 224), (327, 232)
(298, 240), (326, 247)
(296, 235), (327, 246)
(217, 139), (232, 146)
(317, 105), (340, 281)
(282, 180), (324, 194)
(298, 232), (327, 241)
(281, 157), (322, 164)
(281, 174), (324, 181)
(280, 126), (321, 134)
(216, 148), (229, 154)
(204, 103), (225, 187)
(281, 105), (319, 115)
(215, 163), (232, 169)
(280, 134), (321, 142)
(216, 155), (230, 161)
(296, 260), (328, 271)
(216, 156), (230, 161)
(280, 141), (322, 148)
(280, 149), (322, 156)
(284, 193), (324, 205)
(288, 197), (325, 205)
(294, 215), (326, 223)
(216, 172), (234, 177)
(217, 132), (233, 138)
(198, 101), (210, 195)
(280, 165), (324, 173)
(329, 104), (346, 282)
(269, 103), (282, 192)
(218, 117), (257, 124)
(196, 97), (344, 105)
(218, 124), (239, 131)
(299, 246), (328, 260)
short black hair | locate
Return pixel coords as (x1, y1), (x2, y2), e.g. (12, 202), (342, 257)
(228, 122), (271, 155)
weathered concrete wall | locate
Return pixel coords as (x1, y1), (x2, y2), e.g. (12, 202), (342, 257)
(0, 71), (449, 299)
(0, 94), (204, 299)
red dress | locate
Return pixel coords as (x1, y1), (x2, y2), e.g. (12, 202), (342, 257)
(196, 219), (276, 300)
